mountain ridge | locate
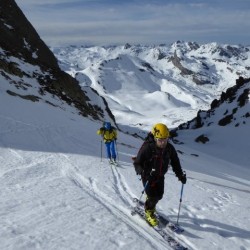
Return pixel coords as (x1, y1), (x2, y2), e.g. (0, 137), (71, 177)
(52, 42), (250, 130)
(174, 76), (249, 142)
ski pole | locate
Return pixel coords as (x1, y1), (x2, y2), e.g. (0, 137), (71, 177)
(137, 168), (155, 204)
(176, 183), (184, 225)
(136, 180), (149, 207)
(100, 140), (103, 162)
(131, 180), (149, 215)
(115, 140), (119, 162)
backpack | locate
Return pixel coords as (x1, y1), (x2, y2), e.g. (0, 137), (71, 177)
(132, 132), (155, 162)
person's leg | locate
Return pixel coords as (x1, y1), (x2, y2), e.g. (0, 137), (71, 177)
(143, 178), (165, 226)
(142, 177), (164, 209)
(145, 196), (158, 210)
(110, 141), (117, 161)
(105, 142), (111, 160)
(140, 178), (156, 208)
(144, 193), (159, 226)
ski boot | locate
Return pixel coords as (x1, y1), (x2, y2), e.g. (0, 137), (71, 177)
(109, 158), (117, 165)
(145, 208), (158, 227)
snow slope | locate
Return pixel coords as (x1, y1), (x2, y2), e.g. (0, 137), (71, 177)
(1, 77), (250, 250)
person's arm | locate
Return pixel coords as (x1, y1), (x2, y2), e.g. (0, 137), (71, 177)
(169, 144), (187, 184)
(97, 127), (104, 135)
(133, 144), (150, 175)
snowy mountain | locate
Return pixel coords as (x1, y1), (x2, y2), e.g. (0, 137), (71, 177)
(51, 42), (250, 130)
(177, 77), (250, 132)
(174, 76), (250, 169)
(1, 1), (250, 250)
(0, 0), (115, 123)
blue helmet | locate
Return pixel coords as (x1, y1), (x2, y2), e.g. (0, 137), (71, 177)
(104, 122), (111, 130)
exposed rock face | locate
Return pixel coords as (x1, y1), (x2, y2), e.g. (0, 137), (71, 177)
(181, 77), (250, 128)
(169, 50), (213, 85)
(175, 77), (250, 143)
(169, 51), (193, 76)
(0, 0), (105, 120)
(0, 0), (58, 69)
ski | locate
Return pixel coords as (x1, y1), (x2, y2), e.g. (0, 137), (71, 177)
(109, 161), (119, 166)
(131, 204), (188, 250)
(108, 159), (121, 167)
(132, 198), (184, 234)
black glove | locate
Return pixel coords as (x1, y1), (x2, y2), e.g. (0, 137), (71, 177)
(178, 173), (187, 184)
(134, 164), (143, 175)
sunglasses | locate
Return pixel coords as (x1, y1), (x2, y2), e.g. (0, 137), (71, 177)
(156, 138), (168, 143)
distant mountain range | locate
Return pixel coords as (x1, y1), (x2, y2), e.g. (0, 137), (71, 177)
(51, 42), (250, 130)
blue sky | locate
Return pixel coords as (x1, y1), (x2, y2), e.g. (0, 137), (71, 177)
(15, 0), (250, 47)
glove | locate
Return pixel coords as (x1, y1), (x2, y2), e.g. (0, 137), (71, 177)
(134, 164), (143, 175)
(178, 173), (187, 184)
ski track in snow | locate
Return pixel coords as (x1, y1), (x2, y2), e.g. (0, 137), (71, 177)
(60, 153), (193, 250)
(1, 147), (249, 250)
(1, 123), (250, 249)
(61, 156), (165, 249)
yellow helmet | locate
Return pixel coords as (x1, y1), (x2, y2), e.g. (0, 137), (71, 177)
(152, 123), (169, 139)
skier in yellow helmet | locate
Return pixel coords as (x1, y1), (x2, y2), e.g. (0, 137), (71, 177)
(133, 123), (187, 227)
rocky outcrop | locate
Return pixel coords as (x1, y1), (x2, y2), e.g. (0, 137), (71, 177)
(0, 0), (57, 70)
(0, 0), (106, 120)
(169, 50), (213, 85)
(175, 76), (250, 143)
(169, 51), (193, 76)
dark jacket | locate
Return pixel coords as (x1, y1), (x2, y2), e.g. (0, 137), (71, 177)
(133, 141), (183, 180)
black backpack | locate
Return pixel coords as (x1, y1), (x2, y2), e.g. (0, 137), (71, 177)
(132, 132), (155, 162)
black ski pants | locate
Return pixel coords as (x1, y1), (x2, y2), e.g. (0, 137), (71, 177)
(142, 176), (164, 210)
